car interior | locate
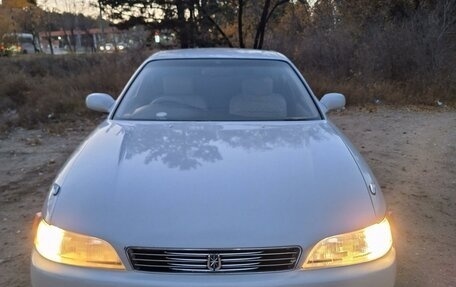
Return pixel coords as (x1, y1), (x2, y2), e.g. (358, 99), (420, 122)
(116, 61), (319, 121)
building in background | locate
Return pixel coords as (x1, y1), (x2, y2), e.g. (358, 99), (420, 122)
(38, 26), (149, 54)
(38, 26), (175, 54)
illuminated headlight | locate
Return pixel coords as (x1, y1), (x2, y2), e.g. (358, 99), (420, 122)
(34, 219), (124, 270)
(303, 218), (392, 269)
(99, 46), (105, 51)
(118, 45), (125, 50)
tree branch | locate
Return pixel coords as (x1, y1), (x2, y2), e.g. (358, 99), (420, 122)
(198, 4), (234, 47)
(265, 0), (289, 24)
(254, 0), (271, 49)
(257, 0), (290, 49)
(238, 0), (244, 48)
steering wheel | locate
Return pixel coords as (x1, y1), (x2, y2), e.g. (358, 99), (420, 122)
(150, 96), (206, 110)
(150, 96), (187, 107)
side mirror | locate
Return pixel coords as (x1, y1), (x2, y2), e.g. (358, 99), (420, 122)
(320, 93), (346, 114)
(86, 93), (115, 113)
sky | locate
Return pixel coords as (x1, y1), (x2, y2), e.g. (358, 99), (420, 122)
(35, 0), (317, 19)
(37, 0), (99, 16)
(36, 1), (317, 16)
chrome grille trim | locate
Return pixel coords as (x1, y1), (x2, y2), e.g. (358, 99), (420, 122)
(127, 247), (301, 273)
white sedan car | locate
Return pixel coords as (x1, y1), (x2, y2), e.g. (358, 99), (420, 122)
(31, 48), (396, 287)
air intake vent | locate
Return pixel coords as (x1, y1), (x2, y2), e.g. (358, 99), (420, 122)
(127, 247), (301, 273)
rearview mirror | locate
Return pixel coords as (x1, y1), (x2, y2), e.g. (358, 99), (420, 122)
(86, 93), (115, 113)
(320, 93), (345, 114)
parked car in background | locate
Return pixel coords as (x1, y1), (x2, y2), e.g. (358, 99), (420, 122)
(0, 33), (38, 55)
(98, 42), (115, 53)
(116, 42), (127, 51)
(31, 48), (396, 287)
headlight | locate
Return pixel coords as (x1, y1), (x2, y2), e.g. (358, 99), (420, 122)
(34, 219), (124, 270)
(303, 218), (392, 269)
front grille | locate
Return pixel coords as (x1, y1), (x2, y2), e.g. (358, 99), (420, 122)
(127, 246), (301, 273)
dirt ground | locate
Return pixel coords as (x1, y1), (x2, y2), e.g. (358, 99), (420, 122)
(0, 107), (455, 287)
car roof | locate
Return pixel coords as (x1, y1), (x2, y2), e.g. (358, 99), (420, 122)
(148, 48), (289, 61)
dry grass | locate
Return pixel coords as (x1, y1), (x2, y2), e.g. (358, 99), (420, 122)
(305, 69), (456, 107)
(0, 52), (148, 131)
(0, 50), (454, 132)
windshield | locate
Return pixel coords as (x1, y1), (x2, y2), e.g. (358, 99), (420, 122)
(114, 59), (321, 121)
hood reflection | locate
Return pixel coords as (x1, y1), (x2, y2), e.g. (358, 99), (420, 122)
(115, 122), (332, 170)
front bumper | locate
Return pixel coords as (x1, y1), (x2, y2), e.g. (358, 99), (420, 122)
(31, 248), (396, 287)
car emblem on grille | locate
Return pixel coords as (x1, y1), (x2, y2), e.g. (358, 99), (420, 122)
(207, 254), (222, 271)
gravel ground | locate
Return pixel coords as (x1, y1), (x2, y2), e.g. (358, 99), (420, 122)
(0, 106), (455, 287)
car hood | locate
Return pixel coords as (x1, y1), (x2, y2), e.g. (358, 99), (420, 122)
(50, 120), (378, 251)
